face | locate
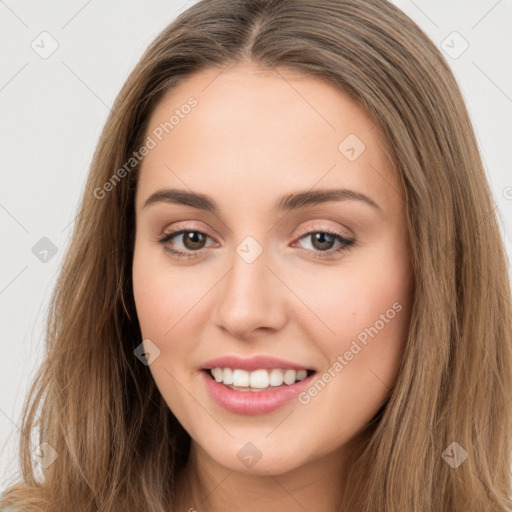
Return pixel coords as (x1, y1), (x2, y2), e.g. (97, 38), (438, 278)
(132, 61), (414, 476)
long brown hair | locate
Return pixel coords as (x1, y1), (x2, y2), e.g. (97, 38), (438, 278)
(2, 0), (512, 510)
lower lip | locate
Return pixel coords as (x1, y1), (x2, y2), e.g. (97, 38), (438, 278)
(201, 370), (314, 415)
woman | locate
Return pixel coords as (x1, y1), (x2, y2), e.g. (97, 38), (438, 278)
(2, 0), (511, 510)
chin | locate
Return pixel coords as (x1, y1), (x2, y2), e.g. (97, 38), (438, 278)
(195, 433), (320, 477)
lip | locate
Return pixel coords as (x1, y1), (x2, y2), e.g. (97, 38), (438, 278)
(201, 369), (315, 415)
(201, 355), (313, 372)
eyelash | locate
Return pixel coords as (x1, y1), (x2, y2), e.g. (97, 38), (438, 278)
(157, 227), (355, 260)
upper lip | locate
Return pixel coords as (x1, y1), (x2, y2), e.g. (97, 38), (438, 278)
(201, 355), (314, 372)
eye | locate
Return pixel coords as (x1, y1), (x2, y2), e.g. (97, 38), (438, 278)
(158, 229), (215, 259)
(294, 230), (355, 258)
(157, 226), (356, 260)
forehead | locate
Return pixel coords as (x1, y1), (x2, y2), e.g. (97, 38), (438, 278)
(135, 62), (402, 216)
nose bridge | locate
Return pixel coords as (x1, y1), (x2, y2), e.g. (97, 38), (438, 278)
(212, 235), (286, 336)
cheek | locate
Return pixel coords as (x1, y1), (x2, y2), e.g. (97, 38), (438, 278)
(131, 242), (208, 429)
(309, 265), (407, 315)
(290, 246), (412, 372)
(132, 242), (211, 341)
(289, 263), (410, 444)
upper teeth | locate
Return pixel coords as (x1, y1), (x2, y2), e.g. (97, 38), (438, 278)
(210, 368), (308, 388)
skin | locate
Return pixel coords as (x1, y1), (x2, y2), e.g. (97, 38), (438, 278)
(132, 61), (414, 511)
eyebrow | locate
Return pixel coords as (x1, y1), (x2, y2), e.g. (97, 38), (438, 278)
(143, 187), (382, 213)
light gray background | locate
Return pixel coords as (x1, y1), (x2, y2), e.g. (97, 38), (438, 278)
(1, 0), (511, 490)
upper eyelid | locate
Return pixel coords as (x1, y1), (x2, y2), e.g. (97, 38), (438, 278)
(294, 222), (352, 239)
(161, 219), (352, 239)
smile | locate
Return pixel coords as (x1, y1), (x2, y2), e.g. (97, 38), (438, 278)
(208, 367), (311, 391)
(201, 368), (316, 415)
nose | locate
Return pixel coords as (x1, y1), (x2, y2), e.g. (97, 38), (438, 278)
(211, 244), (288, 339)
